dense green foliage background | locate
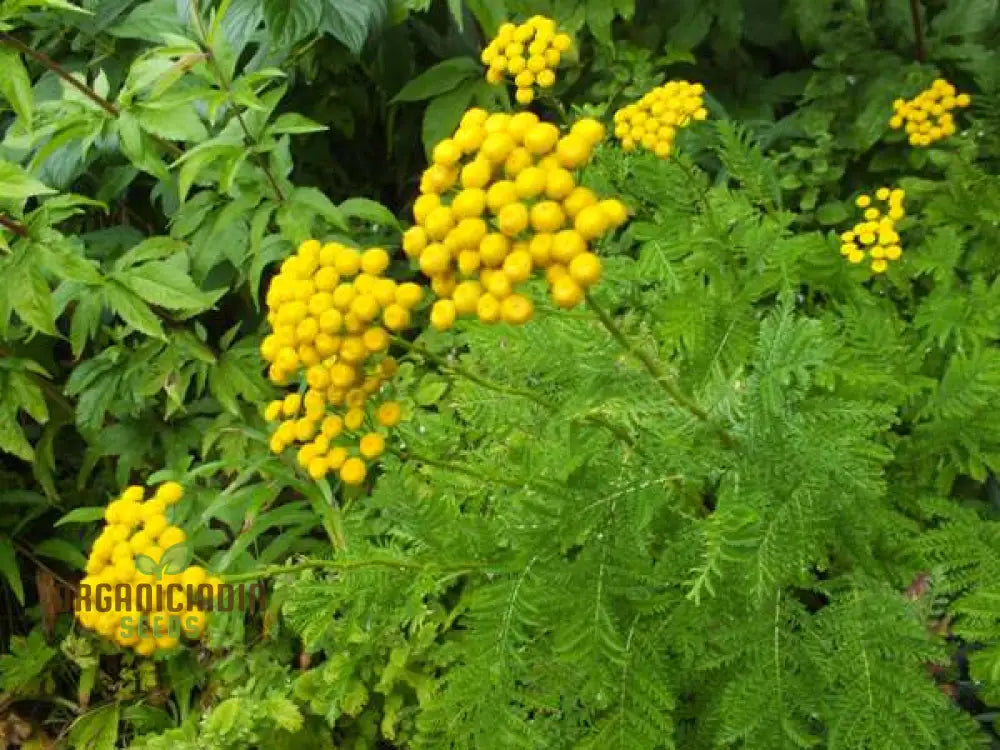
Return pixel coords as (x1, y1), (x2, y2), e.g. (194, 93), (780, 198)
(3, 0), (1000, 747)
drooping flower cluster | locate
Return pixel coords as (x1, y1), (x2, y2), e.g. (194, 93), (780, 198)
(612, 80), (708, 157)
(481, 17), (572, 105)
(402, 109), (628, 329)
(889, 79), (971, 147)
(261, 240), (412, 485)
(76, 482), (215, 655)
(839, 188), (905, 274)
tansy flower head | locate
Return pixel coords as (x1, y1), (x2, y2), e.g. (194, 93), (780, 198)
(78, 481), (214, 654)
(888, 78), (971, 147)
(840, 188), (905, 274)
(407, 109), (628, 326)
(261, 240), (412, 485)
(612, 80), (708, 158)
(481, 16), (572, 105)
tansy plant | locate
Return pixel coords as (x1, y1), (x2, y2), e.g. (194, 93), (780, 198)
(5, 2), (1000, 749)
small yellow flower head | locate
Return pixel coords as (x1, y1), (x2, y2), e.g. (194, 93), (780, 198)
(77, 480), (212, 655)
(261, 241), (414, 483)
(413, 110), (628, 323)
(840, 188), (906, 275)
(481, 17), (572, 106)
(888, 79), (971, 146)
(611, 80), (708, 159)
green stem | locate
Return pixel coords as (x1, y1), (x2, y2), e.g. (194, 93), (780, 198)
(0, 213), (27, 238)
(188, 0), (285, 202)
(392, 335), (553, 409)
(395, 447), (570, 498)
(584, 292), (736, 447)
(0, 33), (184, 158)
(391, 335), (643, 454)
(223, 556), (488, 583)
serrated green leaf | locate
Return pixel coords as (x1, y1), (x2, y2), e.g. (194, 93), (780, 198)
(115, 258), (218, 311)
(137, 102), (208, 142)
(263, 0), (323, 48)
(321, 0), (388, 55)
(104, 280), (164, 338)
(68, 703), (119, 750)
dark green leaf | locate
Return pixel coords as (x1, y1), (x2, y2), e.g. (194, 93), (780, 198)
(321, 0), (388, 55)
(338, 197), (400, 230)
(103, 281), (164, 338)
(34, 538), (87, 570)
(55, 507), (107, 526)
(0, 536), (24, 605)
(392, 57), (480, 103)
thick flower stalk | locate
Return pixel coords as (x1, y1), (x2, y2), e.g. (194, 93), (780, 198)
(889, 79), (971, 147)
(76, 482), (216, 655)
(612, 80), (708, 157)
(481, 17), (572, 105)
(403, 109), (628, 330)
(839, 188), (905, 273)
(260, 240), (413, 485)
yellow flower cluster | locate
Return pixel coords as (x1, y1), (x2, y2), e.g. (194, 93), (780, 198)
(481, 17), (572, 105)
(839, 188), (905, 274)
(261, 240), (412, 486)
(889, 79), (971, 147)
(612, 80), (708, 157)
(402, 109), (627, 330)
(76, 482), (215, 655)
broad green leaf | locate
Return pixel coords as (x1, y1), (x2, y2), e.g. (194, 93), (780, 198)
(137, 103), (209, 142)
(34, 538), (87, 570)
(54, 506), (107, 526)
(415, 375), (449, 405)
(0, 630), (56, 692)
(0, 536), (24, 605)
(422, 81), (477, 159)
(392, 57), (480, 103)
(263, 0), (323, 48)
(115, 258), (218, 311)
(930, 0), (998, 39)
(10, 262), (57, 335)
(0, 47), (33, 129)
(815, 202), (849, 225)
(266, 113), (328, 136)
(104, 280), (165, 338)
(68, 703), (120, 750)
(109, 0), (187, 42)
(338, 197), (400, 230)
(0, 402), (35, 461)
(112, 236), (187, 272)
(321, 0), (388, 55)
(0, 161), (57, 201)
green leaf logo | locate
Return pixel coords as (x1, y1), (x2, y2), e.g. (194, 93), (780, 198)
(134, 541), (193, 580)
